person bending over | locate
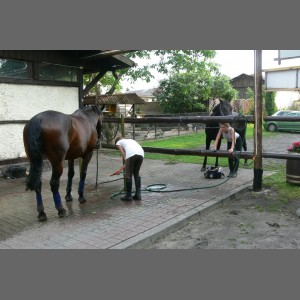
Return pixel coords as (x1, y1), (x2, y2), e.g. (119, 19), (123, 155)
(110, 137), (144, 201)
(212, 123), (242, 178)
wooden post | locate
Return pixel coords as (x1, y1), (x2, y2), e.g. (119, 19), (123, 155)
(253, 50), (263, 191)
(121, 114), (125, 138)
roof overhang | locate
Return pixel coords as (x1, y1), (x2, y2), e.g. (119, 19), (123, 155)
(0, 50), (136, 74)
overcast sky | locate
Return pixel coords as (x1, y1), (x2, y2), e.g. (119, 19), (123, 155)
(121, 50), (300, 92)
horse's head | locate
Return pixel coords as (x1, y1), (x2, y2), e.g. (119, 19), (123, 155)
(82, 105), (103, 137)
(210, 99), (232, 116)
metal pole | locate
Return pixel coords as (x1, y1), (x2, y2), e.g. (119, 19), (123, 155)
(132, 104), (135, 140)
(253, 50), (263, 191)
(121, 114), (126, 189)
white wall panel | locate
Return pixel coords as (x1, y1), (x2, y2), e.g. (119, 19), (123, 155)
(0, 84), (79, 160)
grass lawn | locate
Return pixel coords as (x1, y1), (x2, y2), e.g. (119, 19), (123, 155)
(105, 123), (299, 205)
(139, 124), (273, 167)
(138, 125), (300, 202)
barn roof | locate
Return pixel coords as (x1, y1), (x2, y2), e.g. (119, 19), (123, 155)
(84, 93), (146, 105)
(230, 73), (254, 81)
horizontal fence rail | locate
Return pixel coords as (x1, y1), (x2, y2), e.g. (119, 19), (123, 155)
(101, 144), (300, 160)
(2, 115), (300, 125)
(103, 115), (300, 124)
(0, 120), (29, 125)
(264, 116), (300, 121)
(103, 115), (255, 124)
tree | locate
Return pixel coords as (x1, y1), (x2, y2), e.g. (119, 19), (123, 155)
(154, 72), (211, 113)
(84, 50), (218, 95)
(210, 75), (238, 100)
(154, 73), (237, 114)
(245, 85), (276, 116)
(245, 87), (255, 115)
(265, 91), (277, 116)
(83, 72), (122, 95)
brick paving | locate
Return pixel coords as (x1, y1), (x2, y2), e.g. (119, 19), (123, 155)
(0, 146), (256, 249)
(1, 131), (297, 249)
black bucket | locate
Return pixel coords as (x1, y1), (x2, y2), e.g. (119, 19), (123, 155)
(6, 166), (27, 178)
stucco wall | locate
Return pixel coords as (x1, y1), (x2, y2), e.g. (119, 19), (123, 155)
(0, 83), (79, 161)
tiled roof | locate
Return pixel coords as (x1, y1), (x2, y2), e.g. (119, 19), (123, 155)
(84, 93), (146, 105)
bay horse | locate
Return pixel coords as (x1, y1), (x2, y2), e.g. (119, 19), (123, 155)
(23, 105), (102, 221)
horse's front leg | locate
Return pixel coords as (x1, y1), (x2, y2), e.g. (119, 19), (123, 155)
(242, 135), (248, 165)
(35, 183), (47, 221)
(78, 152), (93, 203)
(201, 138), (211, 172)
(50, 162), (67, 218)
(65, 159), (74, 202)
(215, 138), (222, 168)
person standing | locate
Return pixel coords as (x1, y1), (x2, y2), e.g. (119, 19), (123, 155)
(212, 123), (242, 178)
(110, 137), (144, 201)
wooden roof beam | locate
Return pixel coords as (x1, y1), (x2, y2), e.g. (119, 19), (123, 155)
(80, 50), (138, 60)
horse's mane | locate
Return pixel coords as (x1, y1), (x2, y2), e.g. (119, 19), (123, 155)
(82, 105), (101, 115)
(73, 105), (101, 117)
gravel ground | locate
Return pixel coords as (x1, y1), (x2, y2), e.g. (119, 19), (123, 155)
(144, 131), (300, 249)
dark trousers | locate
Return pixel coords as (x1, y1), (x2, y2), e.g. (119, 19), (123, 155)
(125, 155), (143, 180)
(227, 137), (242, 173)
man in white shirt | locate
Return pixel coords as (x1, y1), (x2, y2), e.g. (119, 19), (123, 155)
(110, 137), (144, 201)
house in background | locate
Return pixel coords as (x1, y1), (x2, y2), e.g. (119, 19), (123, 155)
(231, 72), (300, 110)
(230, 73), (265, 99)
(124, 88), (162, 115)
(125, 88), (157, 102)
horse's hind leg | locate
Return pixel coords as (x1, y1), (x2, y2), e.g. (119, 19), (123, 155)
(65, 159), (74, 202)
(50, 161), (67, 218)
(78, 152), (93, 203)
(35, 183), (47, 221)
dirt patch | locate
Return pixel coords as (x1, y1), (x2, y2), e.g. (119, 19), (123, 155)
(145, 186), (300, 249)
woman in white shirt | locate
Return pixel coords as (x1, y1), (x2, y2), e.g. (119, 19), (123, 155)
(110, 137), (144, 201)
(212, 123), (242, 178)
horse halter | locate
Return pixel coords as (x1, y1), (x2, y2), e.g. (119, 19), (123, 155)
(211, 100), (224, 116)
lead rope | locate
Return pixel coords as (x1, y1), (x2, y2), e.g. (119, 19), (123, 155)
(95, 116), (102, 188)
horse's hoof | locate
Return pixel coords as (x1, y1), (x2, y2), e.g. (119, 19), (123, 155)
(38, 212), (47, 222)
(201, 166), (206, 172)
(65, 194), (73, 202)
(57, 208), (67, 218)
(78, 196), (86, 204)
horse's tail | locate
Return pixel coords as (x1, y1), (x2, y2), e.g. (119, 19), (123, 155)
(25, 116), (43, 191)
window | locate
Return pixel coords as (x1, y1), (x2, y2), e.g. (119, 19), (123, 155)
(0, 59), (30, 79)
(0, 58), (79, 85)
(39, 63), (78, 82)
